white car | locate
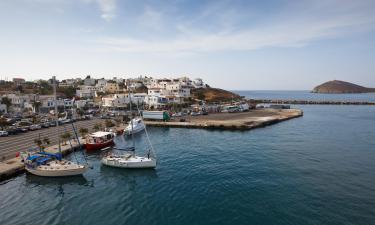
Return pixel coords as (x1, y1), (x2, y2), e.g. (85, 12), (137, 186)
(0, 131), (9, 136)
(29, 124), (42, 130)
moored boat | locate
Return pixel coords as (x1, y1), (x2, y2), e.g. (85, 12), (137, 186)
(85, 131), (115, 152)
(24, 152), (88, 177)
(124, 117), (145, 135)
(102, 91), (157, 169)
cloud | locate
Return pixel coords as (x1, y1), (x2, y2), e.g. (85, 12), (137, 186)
(93, 0), (375, 53)
(83, 0), (117, 21)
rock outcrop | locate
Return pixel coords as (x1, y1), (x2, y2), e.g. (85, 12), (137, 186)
(312, 80), (375, 94)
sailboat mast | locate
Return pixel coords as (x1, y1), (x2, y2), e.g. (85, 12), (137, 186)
(129, 91), (135, 155)
(53, 76), (62, 158)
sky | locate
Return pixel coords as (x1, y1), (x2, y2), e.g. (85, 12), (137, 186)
(0, 0), (375, 90)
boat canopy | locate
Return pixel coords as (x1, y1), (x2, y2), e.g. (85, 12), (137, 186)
(89, 131), (114, 138)
(36, 157), (50, 165)
(38, 152), (62, 160)
(26, 155), (41, 161)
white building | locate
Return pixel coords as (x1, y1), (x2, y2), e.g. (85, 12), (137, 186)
(102, 93), (147, 108)
(193, 78), (205, 88)
(0, 104), (7, 113)
(96, 79), (107, 92)
(83, 75), (96, 86)
(76, 85), (99, 98)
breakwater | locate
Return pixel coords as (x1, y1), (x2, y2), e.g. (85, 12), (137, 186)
(249, 99), (375, 105)
(145, 109), (303, 131)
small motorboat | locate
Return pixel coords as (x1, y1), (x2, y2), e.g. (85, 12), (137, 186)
(124, 117), (145, 135)
(85, 131), (115, 152)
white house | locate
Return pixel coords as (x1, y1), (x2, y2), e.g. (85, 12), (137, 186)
(193, 78), (205, 88)
(0, 104), (7, 113)
(96, 78), (107, 92)
(83, 76), (96, 86)
(76, 85), (99, 98)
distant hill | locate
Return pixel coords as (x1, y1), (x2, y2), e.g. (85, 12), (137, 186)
(191, 88), (241, 102)
(312, 80), (375, 94)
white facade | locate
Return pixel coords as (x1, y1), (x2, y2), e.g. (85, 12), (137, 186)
(102, 93), (146, 107)
(76, 85), (98, 98)
(96, 79), (107, 91)
(83, 76), (96, 86)
(0, 104), (7, 113)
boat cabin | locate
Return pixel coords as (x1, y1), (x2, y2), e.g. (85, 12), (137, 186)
(86, 131), (114, 144)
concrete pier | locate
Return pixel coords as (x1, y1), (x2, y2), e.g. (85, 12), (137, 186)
(145, 109), (303, 131)
(249, 99), (375, 105)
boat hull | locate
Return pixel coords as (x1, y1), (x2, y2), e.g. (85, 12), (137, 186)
(25, 166), (88, 177)
(102, 157), (156, 169)
(85, 140), (114, 152)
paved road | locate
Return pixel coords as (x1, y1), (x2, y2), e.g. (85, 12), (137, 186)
(0, 118), (105, 161)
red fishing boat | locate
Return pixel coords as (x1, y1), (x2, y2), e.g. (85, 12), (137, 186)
(85, 131), (115, 152)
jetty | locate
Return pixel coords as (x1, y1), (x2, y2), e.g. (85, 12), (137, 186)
(145, 108), (303, 130)
(249, 99), (375, 105)
(0, 138), (84, 181)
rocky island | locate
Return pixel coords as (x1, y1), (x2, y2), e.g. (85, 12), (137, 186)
(312, 80), (375, 94)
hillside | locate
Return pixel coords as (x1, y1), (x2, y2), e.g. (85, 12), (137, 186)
(191, 88), (241, 102)
(312, 80), (375, 94)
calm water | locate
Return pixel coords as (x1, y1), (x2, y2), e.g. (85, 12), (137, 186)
(235, 90), (375, 102)
(1, 105), (375, 225)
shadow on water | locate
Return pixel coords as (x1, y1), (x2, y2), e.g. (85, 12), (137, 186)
(100, 164), (158, 179)
(25, 174), (90, 187)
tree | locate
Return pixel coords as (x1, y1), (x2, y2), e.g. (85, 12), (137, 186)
(43, 137), (50, 145)
(76, 108), (84, 119)
(60, 132), (72, 145)
(79, 127), (88, 139)
(0, 117), (9, 130)
(34, 137), (50, 151)
(105, 119), (115, 128)
(32, 101), (42, 113)
(1, 97), (12, 112)
(114, 118), (122, 127)
(34, 138), (43, 151)
(197, 91), (205, 101)
(93, 123), (102, 132)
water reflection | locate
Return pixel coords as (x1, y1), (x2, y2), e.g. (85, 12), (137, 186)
(25, 174), (90, 187)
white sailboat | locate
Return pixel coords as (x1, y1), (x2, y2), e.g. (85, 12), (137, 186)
(102, 92), (157, 169)
(24, 76), (88, 177)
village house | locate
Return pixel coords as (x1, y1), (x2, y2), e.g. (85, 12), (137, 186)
(83, 75), (96, 86)
(76, 85), (99, 98)
(12, 78), (26, 86)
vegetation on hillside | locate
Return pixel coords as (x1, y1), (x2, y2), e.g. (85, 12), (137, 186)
(191, 88), (241, 103)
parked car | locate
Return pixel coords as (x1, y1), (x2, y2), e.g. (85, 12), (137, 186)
(190, 112), (201, 116)
(41, 122), (50, 128)
(6, 127), (19, 135)
(0, 131), (9, 137)
(29, 124), (42, 130)
(172, 112), (183, 117)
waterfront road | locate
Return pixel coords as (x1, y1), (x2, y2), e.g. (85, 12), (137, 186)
(0, 118), (105, 161)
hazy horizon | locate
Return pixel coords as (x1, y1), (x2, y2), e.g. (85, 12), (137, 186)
(1, 0), (375, 90)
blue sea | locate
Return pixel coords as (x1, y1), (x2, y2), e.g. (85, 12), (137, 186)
(235, 90), (375, 102)
(1, 92), (375, 225)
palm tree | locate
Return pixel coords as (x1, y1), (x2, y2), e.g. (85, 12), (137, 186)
(34, 138), (43, 151)
(0, 117), (9, 130)
(105, 119), (114, 128)
(1, 97), (12, 113)
(79, 127), (88, 139)
(60, 132), (71, 145)
(32, 101), (42, 113)
(93, 123), (102, 132)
